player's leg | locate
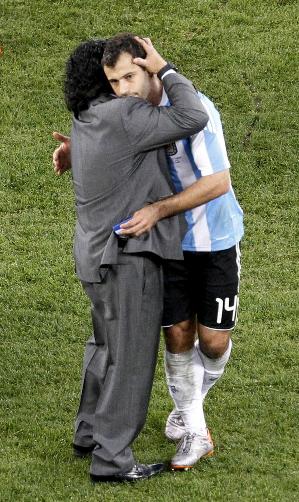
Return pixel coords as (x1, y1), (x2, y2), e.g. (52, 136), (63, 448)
(163, 255), (214, 470)
(196, 242), (241, 401)
(164, 318), (208, 435)
(165, 321), (214, 470)
(162, 257), (214, 469)
(196, 325), (232, 401)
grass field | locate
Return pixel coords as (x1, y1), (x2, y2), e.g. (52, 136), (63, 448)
(0, 0), (298, 500)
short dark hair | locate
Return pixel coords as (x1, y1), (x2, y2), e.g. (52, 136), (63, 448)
(102, 32), (146, 67)
(64, 39), (113, 117)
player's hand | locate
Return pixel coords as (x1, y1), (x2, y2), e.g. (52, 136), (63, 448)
(52, 131), (71, 176)
(120, 204), (161, 237)
(133, 37), (167, 75)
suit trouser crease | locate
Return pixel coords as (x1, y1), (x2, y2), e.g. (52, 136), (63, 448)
(74, 253), (163, 476)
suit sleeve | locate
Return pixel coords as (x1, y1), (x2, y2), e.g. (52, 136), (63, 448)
(121, 72), (209, 153)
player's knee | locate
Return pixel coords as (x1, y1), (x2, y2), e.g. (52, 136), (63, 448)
(164, 319), (195, 352)
(200, 334), (230, 359)
(164, 319), (195, 337)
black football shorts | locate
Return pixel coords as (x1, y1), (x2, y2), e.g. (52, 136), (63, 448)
(162, 243), (241, 330)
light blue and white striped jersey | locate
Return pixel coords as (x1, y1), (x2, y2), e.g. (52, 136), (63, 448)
(160, 89), (244, 252)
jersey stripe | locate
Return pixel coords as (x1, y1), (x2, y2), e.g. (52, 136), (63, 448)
(182, 138), (202, 179)
(167, 154), (196, 249)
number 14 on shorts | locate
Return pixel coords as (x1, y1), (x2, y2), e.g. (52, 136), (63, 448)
(216, 295), (239, 324)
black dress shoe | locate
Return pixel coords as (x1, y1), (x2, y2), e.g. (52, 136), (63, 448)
(90, 462), (165, 483)
(73, 443), (95, 458)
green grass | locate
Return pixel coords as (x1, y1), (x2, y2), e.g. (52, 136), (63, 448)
(0, 0), (298, 500)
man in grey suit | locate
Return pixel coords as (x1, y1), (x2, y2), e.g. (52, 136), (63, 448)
(61, 36), (208, 482)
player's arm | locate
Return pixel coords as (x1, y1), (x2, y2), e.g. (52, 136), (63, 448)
(52, 131), (71, 176)
(123, 38), (209, 151)
(120, 170), (230, 237)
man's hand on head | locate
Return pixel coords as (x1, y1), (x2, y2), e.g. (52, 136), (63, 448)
(52, 131), (71, 176)
(133, 37), (167, 75)
(119, 203), (161, 237)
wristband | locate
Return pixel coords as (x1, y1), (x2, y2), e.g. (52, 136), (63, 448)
(157, 62), (178, 80)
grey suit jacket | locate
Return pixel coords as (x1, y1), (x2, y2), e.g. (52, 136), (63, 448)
(71, 71), (208, 282)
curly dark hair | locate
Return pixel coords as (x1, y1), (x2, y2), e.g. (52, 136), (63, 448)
(102, 32), (146, 68)
(64, 39), (113, 117)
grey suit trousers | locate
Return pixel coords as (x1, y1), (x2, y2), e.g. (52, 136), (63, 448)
(74, 252), (163, 476)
